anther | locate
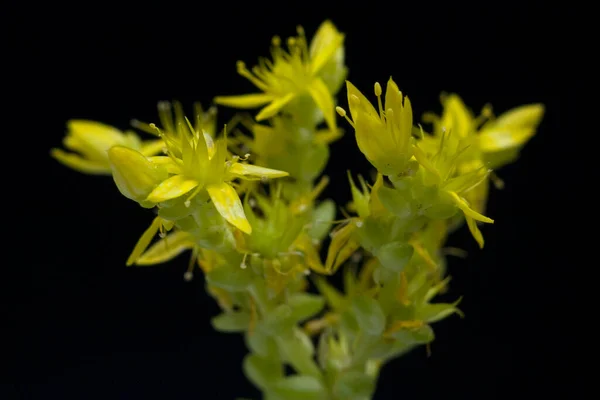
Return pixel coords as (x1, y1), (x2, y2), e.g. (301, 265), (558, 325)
(374, 82), (382, 96)
(336, 107), (354, 128)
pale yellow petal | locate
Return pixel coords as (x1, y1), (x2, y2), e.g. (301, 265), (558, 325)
(314, 128), (343, 145)
(466, 216), (485, 248)
(345, 80), (378, 122)
(147, 156), (182, 174)
(325, 221), (360, 273)
(448, 191), (494, 223)
(441, 95), (473, 139)
(51, 148), (110, 175)
(479, 127), (536, 152)
(146, 175), (199, 203)
(126, 217), (163, 266)
(228, 163), (289, 180)
(136, 230), (195, 266)
(490, 103), (545, 129)
(214, 93), (275, 109)
(139, 139), (166, 157)
(307, 77), (336, 130)
(206, 182), (252, 234)
(255, 93), (296, 121)
(67, 120), (126, 160)
(309, 21), (345, 75)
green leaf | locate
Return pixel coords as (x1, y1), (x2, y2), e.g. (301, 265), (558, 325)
(263, 304), (294, 335)
(308, 199), (336, 241)
(375, 241), (414, 273)
(377, 185), (414, 219)
(246, 324), (279, 360)
(288, 293), (326, 323)
(206, 265), (252, 291)
(423, 203), (458, 219)
(211, 311), (250, 332)
(387, 324), (435, 345)
(333, 371), (376, 400)
(350, 296), (386, 336)
(243, 353), (283, 390)
(277, 328), (320, 378)
(271, 375), (327, 400)
(313, 277), (346, 311)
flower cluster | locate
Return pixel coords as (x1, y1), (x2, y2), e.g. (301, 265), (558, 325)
(52, 20), (543, 399)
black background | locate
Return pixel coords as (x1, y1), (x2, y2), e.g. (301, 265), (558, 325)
(8, 1), (573, 398)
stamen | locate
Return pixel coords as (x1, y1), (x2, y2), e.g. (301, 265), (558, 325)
(130, 119), (161, 136)
(236, 61), (269, 92)
(184, 247), (199, 282)
(490, 171), (505, 189)
(374, 82), (384, 119)
(184, 185), (203, 207)
(336, 106), (355, 128)
(240, 253), (248, 269)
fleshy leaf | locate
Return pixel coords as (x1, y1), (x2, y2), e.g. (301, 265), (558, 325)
(206, 265), (253, 291)
(350, 296), (386, 336)
(243, 353), (283, 390)
(288, 293), (325, 323)
(375, 242), (414, 273)
(271, 375), (327, 400)
(211, 311), (252, 332)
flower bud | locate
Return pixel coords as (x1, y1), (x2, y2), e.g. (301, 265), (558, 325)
(108, 146), (168, 206)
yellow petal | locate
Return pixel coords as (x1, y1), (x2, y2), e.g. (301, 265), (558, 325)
(412, 145), (441, 183)
(466, 216), (485, 248)
(67, 120), (127, 161)
(293, 233), (329, 275)
(136, 230), (195, 266)
(147, 156), (182, 174)
(206, 182), (252, 234)
(489, 103), (545, 129)
(325, 221), (360, 273)
(228, 163), (289, 180)
(314, 128), (343, 145)
(139, 139), (166, 157)
(440, 94), (474, 139)
(309, 21), (345, 75)
(345, 80), (378, 122)
(51, 148), (110, 174)
(307, 78), (337, 130)
(146, 174), (199, 203)
(214, 93), (275, 109)
(447, 191), (494, 223)
(255, 93), (296, 121)
(479, 127), (536, 152)
(126, 216), (163, 266)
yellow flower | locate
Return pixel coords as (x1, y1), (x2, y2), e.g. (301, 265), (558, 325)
(132, 100), (219, 141)
(413, 131), (495, 248)
(419, 94), (544, 214)
(421, 93), (544, 169)
(336, 78), (414, 176)
(143, 120), (288, 234)
(214, 20), (345, 130)
(51, 120), (164, 174)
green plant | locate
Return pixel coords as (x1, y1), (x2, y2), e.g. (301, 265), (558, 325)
(51, 20), (543, 399)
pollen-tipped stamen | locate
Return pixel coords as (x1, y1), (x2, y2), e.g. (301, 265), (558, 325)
(336, 106), (355, 128)
(374, 82), (384, 120)
(236, 61), (270, 92)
